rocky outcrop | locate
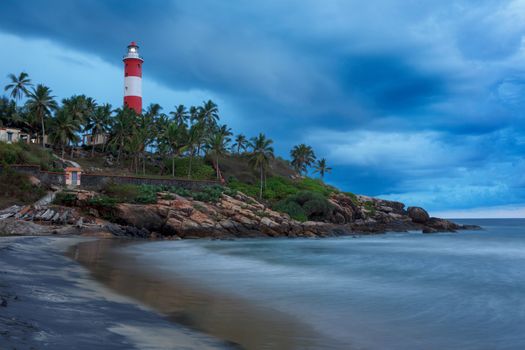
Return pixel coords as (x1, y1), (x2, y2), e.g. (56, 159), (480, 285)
(407, 207), (430, 223)
(0, 188), (480, 239)
(107, 192), (337, 239)
(87, 191), (478, 238)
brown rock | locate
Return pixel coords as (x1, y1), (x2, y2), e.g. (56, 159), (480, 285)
(407, 207), (430, 223)
(114, 204), (163, 231)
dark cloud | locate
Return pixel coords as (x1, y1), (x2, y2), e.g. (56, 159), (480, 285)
(2, 0), (525, 212)
(339, 54), (448, 112)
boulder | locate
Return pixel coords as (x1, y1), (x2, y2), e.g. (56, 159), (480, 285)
(114, 204), (164, 231)
(407, 207), (430, 223)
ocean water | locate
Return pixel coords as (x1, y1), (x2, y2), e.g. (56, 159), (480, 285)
(86, 219), (525, 349)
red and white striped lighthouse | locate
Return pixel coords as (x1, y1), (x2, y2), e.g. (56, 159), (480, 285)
(123, 41), (143, 114)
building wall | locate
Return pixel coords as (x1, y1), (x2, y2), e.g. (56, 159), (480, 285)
(83, 133), (108, 146)
(0, 128), (22, 143)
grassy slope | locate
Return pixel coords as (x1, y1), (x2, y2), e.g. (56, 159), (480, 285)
(0, 143), (55, 209)
(0, 168), (47, 208)
(0, 142), (60, 171)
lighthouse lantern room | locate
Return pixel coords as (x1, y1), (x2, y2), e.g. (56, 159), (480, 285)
(123, 41), (143, 114)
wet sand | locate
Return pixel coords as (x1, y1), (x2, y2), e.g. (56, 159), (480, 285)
(0, 236), (233, 349)
(70, 239), (338, 350)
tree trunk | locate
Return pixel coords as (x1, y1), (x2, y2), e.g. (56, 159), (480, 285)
(259, 166), (263, 199)
(40, 114), (45, 148)
(142, 153), (146, 175)
(117, 140), (123, 164)
(172, 154), (175, 177)
(216, 155), (220, 180)
(187, 150), (193, 179)
(91, 134), (96, 157)
(61, 145), (65, 159)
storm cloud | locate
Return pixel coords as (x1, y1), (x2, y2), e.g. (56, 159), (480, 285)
(1, 0), (525, 215)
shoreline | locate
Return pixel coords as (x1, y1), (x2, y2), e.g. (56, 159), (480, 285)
(0, 236), (234, 349)
(69, 238), (338, 350)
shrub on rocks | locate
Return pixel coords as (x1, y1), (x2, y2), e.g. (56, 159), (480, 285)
(53, 192), (77, 206)
(274, 190), (334, 222)
(274, 200), (307, 222)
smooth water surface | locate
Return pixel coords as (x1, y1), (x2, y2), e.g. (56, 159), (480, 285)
(77, 220), (525, 349)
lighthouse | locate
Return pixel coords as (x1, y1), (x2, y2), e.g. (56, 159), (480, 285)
(123, 42), (143, 114)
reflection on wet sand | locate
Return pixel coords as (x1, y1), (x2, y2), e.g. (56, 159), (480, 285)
(68, 239), (331, 350)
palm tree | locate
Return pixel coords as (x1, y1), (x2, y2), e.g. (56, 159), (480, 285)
(163, 121), (188, 177)
(26, 84), (58, 147)
(198, 100), (220, 129)
(144, 103), (162, 120)
(290, 144), (316, 176)
(153, 113), (170, 162)
(49, 108), (81, 158)
(62, 95), (96, 128)
(170, 104), (189, 126)
(216, 124), (232, 138)
(248, 133), (275, 199)
(62, 95), (97, 155)
(188, 105), (199, 125)
(0, 97), (21, 127)
(5, 72), (32, 102)
(85, 103), (112, 156)
(186, 123), (203, 179)
(143, 103), (162, 156)
(233, 134), (248, 154)
(313, 158), (332, 179)
(205, 130), (230, 180)
(109, 107), (135, 163)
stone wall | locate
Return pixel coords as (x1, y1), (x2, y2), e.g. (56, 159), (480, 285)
(0, 165), (220, 190)
(0, 165), (65, 186)
(80, 173), (220, 190)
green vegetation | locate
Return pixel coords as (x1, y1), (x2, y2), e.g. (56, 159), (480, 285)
(2, 71), (343, 221)
(313, 158), (332, 179)
(67, 183), (239, 211)
(53, 191), (77, 206)
(228, 176), (336, 203)
(0, 166), (46, 208)
(0, 142), (56, 170)
(2, 71), (334, 187)
(363, 201), (376, 216)
(169, 158), (215, 180)
(228, 176), (339, 221)
(274, 191), (333, 222)
(290, 144), (316, 175)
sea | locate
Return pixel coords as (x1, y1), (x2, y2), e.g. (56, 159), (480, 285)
(74, 219), (525, 350)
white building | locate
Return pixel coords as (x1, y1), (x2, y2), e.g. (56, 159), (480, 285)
(0, 127), (30, 144)
(83, 133), (109, 146)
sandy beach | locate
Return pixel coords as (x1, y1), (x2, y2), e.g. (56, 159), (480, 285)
(0, 236), (233, 350)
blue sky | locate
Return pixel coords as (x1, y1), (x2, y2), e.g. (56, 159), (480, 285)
(1, 0), (525, 217)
